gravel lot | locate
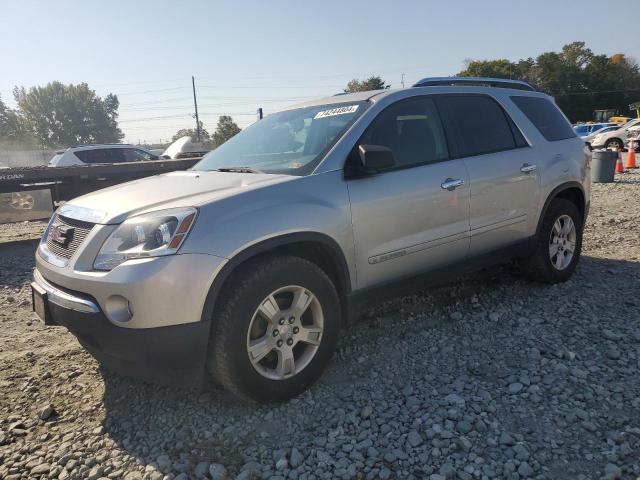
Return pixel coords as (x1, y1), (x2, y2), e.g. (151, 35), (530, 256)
(1, 171), (639, 480)
(0, 221), (46, 244)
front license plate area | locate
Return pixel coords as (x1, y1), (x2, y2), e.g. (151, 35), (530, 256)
(31, 283), (52, 325)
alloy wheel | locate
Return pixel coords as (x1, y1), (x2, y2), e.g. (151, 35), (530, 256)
(246, 285), (324, 380)
(549, 214), (577, 271)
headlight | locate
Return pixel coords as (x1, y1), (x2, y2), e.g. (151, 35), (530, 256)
(93, 207), (197, 271)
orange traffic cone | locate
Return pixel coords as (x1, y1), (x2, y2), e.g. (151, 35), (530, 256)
(615, 151), (625, 174)
(626, 138), (637, 169)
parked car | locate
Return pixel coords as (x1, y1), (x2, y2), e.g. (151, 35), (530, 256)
(573, 122), (616, 137)
(32, 77), (590, 402)
(590, 118), (640, 150)
(582, 125), (620, 148)
(48, 144), (159, 167)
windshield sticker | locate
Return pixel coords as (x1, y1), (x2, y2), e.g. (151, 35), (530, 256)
(314, 105), (359, 119)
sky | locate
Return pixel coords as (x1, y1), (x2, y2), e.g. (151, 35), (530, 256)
(1, 0), (639, 145)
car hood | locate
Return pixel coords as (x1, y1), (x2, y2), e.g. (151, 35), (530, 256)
(59, 170), (294, 224)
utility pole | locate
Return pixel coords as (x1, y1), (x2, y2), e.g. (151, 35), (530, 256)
(192, 76), (201, 141)
(401, 73), (406, 89)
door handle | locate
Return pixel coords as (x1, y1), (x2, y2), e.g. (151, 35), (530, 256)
(441, 178), (465, 191)
(520, 163), (537, 173)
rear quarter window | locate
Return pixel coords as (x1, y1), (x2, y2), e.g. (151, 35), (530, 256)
(511, 96), (576, 142)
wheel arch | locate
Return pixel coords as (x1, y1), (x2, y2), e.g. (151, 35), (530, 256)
(536, 182), (586, 236)
(200, 232), (353, 327)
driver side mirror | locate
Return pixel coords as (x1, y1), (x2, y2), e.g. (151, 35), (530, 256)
(345, 144), (396, 178)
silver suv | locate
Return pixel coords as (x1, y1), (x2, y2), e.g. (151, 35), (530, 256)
(32, 78), (590, 402)
(48, 144), (159, 167)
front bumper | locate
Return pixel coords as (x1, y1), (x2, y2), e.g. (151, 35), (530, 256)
(32, 270), (211, 386)
(35, 249), (226, 329)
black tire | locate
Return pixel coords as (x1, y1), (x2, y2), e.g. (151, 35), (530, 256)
(520, 198), (583, 283)
(605, 138), (624, 151)
(207, 255), (341, 403)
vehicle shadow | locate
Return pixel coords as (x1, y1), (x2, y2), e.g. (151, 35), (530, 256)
(99, 254), (640, 477)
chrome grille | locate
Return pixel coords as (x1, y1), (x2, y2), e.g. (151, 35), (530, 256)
(45, 214), (95, 260)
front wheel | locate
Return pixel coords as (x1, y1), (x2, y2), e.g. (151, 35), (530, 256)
(520, 198), (583, 283)
(207, 255), (340, 402)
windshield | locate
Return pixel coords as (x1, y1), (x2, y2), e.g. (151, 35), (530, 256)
(193, 102), (366, 175)
(574, 125), (589, 135)
(621, 118), (640, 130)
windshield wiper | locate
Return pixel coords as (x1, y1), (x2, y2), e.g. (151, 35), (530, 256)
(213, 167), (263, 174)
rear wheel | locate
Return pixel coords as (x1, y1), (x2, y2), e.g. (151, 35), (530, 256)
(605, 138), (624, 150)
(207, 255), (340, 402)
(520, 199), (583, 283)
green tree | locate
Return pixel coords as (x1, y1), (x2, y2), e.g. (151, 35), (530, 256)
(13, 81), (123, 148)
(172, 121), (210, 142)
(0, 95), (22, 142)
(458, 42), (640, 122)
(459, 59), (515, 79)
(212, 115), (241, 147)
(344, 76), (389, 93)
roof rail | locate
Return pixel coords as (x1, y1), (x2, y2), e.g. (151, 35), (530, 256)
(73, 143), (133, 148)
(412, 77), (535, 92)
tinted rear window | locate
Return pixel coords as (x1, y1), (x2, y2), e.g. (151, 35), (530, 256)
(436, 95), (517, 157)
(74, 149), (113, 164)
(511, 96), (576, 142)
(74, 150), (98, 163)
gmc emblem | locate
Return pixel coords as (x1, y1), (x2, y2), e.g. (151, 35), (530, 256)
(50, 225), (74, 247)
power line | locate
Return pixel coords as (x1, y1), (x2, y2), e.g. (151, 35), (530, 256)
(90, 78), (187, 88)
(119, 112), (256, 123)
(119, 95), (316, 108)
(197, 84), (344, 90)
(114, 87), (190, 96)
(119, 98), (312, 112)
(117, 96), (196, 106)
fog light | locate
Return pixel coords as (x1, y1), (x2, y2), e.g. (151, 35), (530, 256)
(105, 295), (133, 323)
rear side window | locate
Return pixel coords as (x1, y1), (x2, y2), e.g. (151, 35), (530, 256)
(74, 149), (111, 164)
(120, 148), (148, 162)
(506, 114), (529, 148)
(107, 149), (126, 163)
(511, 96), (576, 142)
(436, 95), (517, 158)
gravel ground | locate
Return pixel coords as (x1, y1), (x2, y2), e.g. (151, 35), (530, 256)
(1, 171), (640, 480)
(0, 221), (46, 244)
